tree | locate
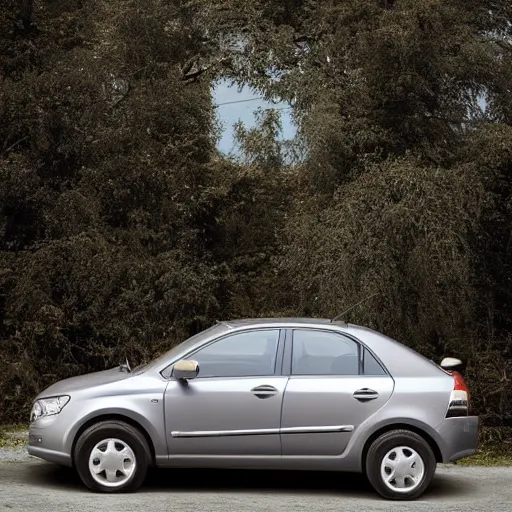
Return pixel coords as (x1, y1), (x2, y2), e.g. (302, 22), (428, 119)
(0, 0), (223, 421)
(202, 0), (512, 423)
(1, 0), (512, 426)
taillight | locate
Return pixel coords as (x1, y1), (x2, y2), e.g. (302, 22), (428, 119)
(446, 370), (469, 418)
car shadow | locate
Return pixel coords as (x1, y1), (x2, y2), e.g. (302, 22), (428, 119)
(142, 467), (376, 496)
(25, 462), (473, 500)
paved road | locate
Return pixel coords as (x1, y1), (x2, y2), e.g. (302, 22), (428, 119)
(1, 460), (511, 511)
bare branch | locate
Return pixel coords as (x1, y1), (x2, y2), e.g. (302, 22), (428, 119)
(182, 56), (229, 81)
(2, 136), (29, 156)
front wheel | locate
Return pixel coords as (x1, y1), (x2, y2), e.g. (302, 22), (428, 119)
(74, 420), (151, 492)
(365, 429), (436, 500)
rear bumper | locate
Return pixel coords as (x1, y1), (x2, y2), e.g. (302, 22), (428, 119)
(436, 416), (479, 462)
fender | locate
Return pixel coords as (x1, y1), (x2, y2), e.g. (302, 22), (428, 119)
(65, 406), (167, 462)
(350, 416), (444, 471)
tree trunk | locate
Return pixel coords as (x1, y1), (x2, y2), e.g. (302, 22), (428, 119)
(20, 0), (34, 31)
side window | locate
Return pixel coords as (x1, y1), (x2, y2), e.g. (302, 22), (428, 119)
(363, 348), (386, 375)
(186, 329), (280, 378)
(292, 330), (359, 376)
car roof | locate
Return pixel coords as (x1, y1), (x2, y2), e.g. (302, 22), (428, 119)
(219, 317), (347, 329)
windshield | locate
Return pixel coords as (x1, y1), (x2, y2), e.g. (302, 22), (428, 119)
(137, 323), (230, 374)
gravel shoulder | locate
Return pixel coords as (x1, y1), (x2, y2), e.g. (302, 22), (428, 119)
(0, 429), (30, 462)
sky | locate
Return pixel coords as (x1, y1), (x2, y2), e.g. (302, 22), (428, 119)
(212, 79), (296, 155)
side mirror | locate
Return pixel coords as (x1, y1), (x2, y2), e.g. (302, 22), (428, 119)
(173, 359), (199, 381)
(440, 357), (463, 370)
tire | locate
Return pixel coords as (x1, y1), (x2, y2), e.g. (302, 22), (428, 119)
(365, 429), (436, 500)
(74, 420), (151, 493)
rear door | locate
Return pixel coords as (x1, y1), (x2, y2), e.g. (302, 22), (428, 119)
(280, 328), (394, 456)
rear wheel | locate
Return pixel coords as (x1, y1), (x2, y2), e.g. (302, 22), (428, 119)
(365, 429), (436, 500)
(74, 420), (150, 493)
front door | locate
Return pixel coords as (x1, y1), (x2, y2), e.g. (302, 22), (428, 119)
(164, 328), (287, 458)
(280, 328), (394, 456)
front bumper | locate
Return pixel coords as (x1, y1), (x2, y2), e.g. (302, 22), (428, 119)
(436, 416), (479, 462)
(27, 444), (72, 466)
(27, 416), (73, 467)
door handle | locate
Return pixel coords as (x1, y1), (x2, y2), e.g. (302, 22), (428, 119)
(251, 385), (278, 399)
(353, 388), (379, 401)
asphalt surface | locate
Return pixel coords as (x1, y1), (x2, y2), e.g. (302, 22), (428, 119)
(1, 460), (512, 512)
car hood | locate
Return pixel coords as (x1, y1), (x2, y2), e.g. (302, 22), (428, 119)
(37, 367), (132, 398)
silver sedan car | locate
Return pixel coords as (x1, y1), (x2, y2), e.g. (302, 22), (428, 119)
(28, 318), (478, 500)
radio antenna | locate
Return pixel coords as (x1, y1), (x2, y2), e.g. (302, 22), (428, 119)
(330, 293), (378, 323)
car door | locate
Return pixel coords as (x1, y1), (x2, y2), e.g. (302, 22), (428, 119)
(164, 328), (287, 458)
(280, 328), (394, 456)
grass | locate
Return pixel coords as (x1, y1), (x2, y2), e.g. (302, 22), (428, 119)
(456, 451), (512, 466)
(1, 424), (512, 466)
(0, 424), (28, 449)
(457, 426), (512, 467)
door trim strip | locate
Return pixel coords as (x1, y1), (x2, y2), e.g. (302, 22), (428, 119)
(280, 425), (354, 434)
(171, 428), (279, 438)
(171, 425), (354, 438)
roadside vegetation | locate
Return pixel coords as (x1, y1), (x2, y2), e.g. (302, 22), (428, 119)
(457, 428), (512, 467)
(0, 425), (27, 449)
(1, 0), (511, 449)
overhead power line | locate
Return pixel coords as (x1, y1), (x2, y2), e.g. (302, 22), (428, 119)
(213, 98), (293, 113)
(213, 97), (265, 107)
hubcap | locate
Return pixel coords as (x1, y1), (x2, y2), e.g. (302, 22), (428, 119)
(88, 438), (136, 488)
(380, 446), (425, 493)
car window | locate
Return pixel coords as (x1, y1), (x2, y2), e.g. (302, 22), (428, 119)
(362, 348), (386, 375)
(292, 330), (359, 376)
(149, 323), (230, 375)
(187, 329), (280, 378)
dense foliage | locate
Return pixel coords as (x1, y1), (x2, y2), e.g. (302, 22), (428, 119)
(1, 1), (511, 426)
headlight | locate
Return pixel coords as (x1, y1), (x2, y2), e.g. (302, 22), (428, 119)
(30, 396), (70, 422)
